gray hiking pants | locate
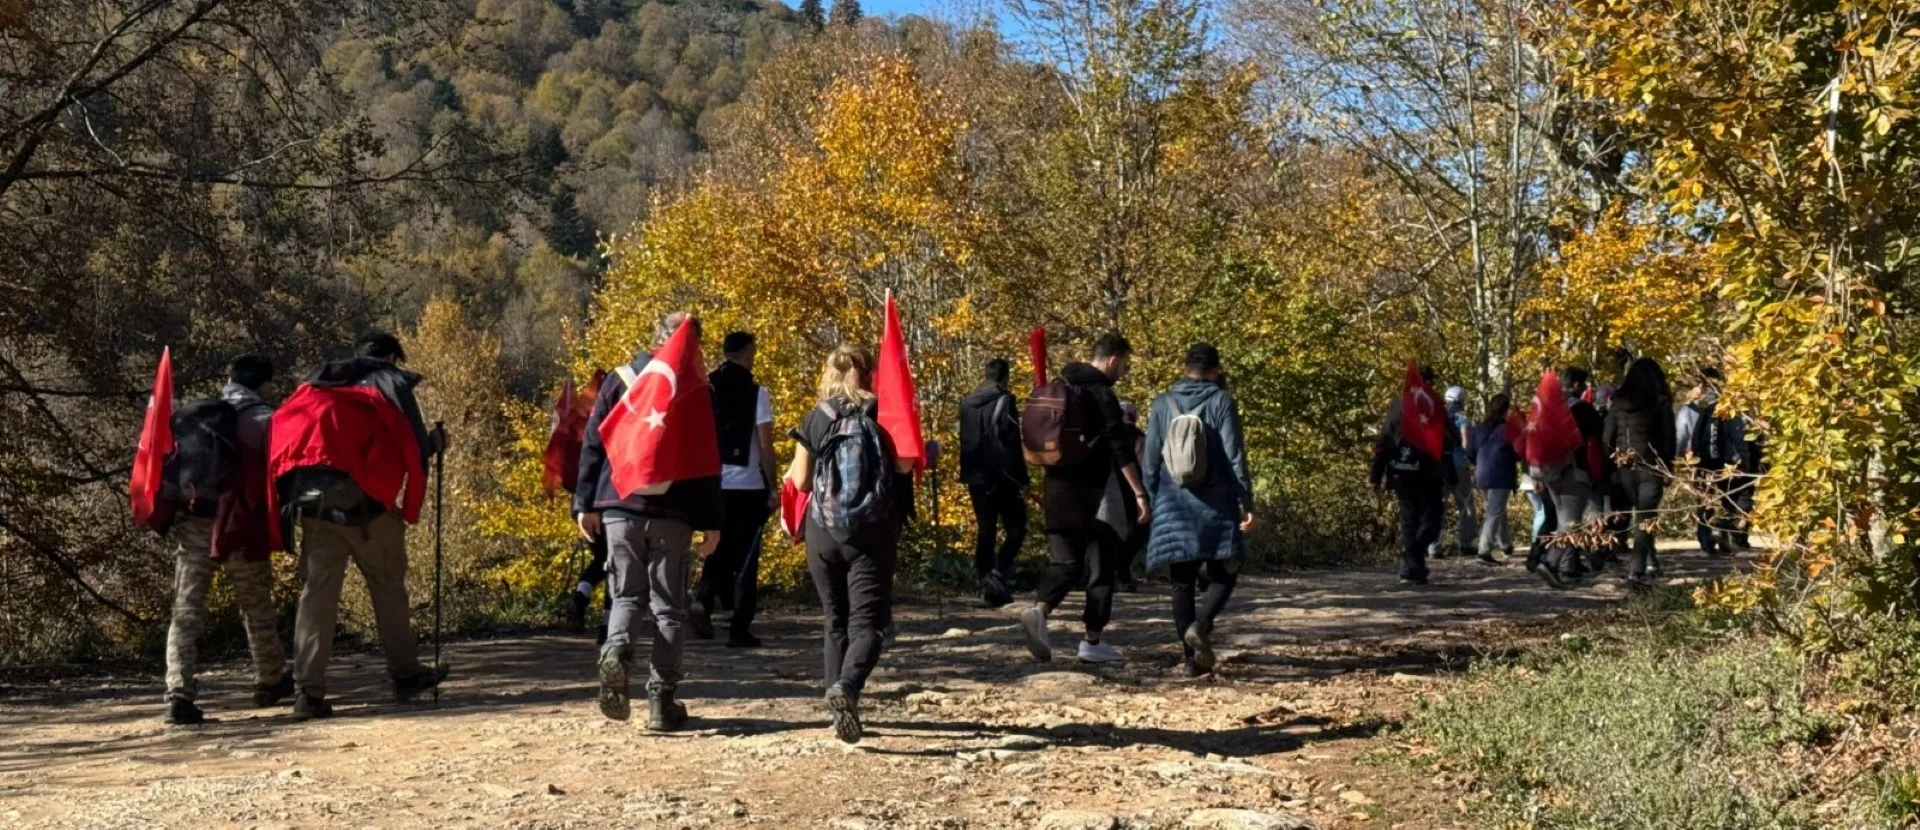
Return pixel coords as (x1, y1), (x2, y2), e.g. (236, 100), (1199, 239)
(293, 513), (425, 698)
(602, 515), (693, 696)
(165, 517), (285, 702)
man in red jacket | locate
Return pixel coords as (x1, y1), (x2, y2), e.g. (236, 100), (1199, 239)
(270, 332), (449, 721)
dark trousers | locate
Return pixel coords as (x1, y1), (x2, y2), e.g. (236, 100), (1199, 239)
(1037, 526), (1120, 634)
(1169, 559), (1237, 658)
(1616, 466), (1665, 578)
(805, 520), (898, 697)
(1695, 472), (1737, 553)
(1728, 473), (1757, 549)
(696, 489), (772, 635)
(1394, 476), (1444, 581)
(968, 482), (1027, 579)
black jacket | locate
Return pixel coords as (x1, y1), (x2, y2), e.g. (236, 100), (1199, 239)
(573, 354), (724, 530)
(308, 357), (432, 468)
(958, 383), (1027, 488)
(1603, 393), (1676, 469)
(1040, 362), (1137, 530)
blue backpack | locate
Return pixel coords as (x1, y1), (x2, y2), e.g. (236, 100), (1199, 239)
(808, 401), (895, 543)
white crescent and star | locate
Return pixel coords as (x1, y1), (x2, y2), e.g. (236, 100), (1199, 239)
(623, 359), (679, 430)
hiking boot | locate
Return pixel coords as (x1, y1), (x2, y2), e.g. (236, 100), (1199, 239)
(825, 684), (862, 745)
(393, 663), (451, 704)
(165, 698), (204, 726)
(567, 590), (589, 633)
(1017, 605), (1052, 662)
(291, 694), (333, 722)
(1183, 660), (1208, 679)
(1398, 574), (1430, 586)
(1477, 551), (1499, 565)
(726, 632), (764, 649)
(689, 603), (716, 640)
(1537, 563), (1569, 590)
(1077, 640), (1124, 664)
(253, 671), (296, 708)
(647, 692), (688, 732)
(1183, 625), (1216, 674)
(598, 647), (631, 722)
(979, 573), (1014, 609)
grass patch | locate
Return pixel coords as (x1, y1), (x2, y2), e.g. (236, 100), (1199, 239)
(1410, 622), (1835, 829)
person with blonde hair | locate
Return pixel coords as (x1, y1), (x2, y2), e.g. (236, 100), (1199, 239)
(785, 344), (909, 744)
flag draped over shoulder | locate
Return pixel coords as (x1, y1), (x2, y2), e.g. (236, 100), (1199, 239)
(600, 321), (720, 498)
(1524, 370), (1583, 469)
(130, 348), (174, 529)
(874, 290), (923, 470)
(1397, 361), (1445, 461)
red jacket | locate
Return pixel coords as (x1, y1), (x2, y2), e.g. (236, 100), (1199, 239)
(268, 383), (427, 537)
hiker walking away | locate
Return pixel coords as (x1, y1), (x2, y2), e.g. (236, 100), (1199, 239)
(576, 312), (724, 730)
(1434, 386), (1477, 558)
(159, 355), (293, 725)
(1728, 414), (1763, 551)
(785, 345), (908, 744)
(1529, 367), (1605, 588)
(1141, 344), (1254, 677)
(1017, 334), (1150, 664)
(1602, 357), (1678, 588)
(270, 334), (449, 721)
(1675, 368), (1738, 555)
(1369, 365), (1455, 585)
(1466, 393), (1519, 565)
(959, 358), (1029, 608)
(692, 332), (777, 648)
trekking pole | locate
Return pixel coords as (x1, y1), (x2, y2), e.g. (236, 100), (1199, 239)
(432, 421), (445, 708)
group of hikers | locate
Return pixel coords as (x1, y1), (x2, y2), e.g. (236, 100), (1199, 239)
(135, 315), (1754, 747)
(1370, 358), (1762, 591)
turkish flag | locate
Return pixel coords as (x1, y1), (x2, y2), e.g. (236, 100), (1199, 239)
(780, 478), (810, 541)
(541, 369), (604, 495)
(875, 291), (924, 470)
(1523, 370), (1583, 468)
(1397, 361), (1445, 461)
(130, 347), (174, 529)
(599, 320), (720, 498)
(1029, 325), (1049, 389)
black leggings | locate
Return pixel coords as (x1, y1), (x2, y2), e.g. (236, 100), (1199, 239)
(1169, 560), (1237, 656)
(1615, 466), (1665, 577)
(805, 520), (898, 697)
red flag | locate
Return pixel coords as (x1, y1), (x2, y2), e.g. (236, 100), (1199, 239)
(875, 290), (924, 470)
(1029, 325), (1049, 389)
(1523, 370), (1583, 468)
(130, 348), (174, 528)
(599, 321), (720, 498)
(541, 376), (577, 495)
(780, 478), (810, 541)
(1397, 362), (1445, 461)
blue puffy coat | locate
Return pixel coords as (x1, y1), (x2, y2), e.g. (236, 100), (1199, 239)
(1142, 378), (1254, 570)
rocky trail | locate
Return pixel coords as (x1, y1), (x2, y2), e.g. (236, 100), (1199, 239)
(1, 549), (1743, 829)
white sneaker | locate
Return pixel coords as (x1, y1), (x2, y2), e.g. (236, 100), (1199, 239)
(1018, 605), (1052, 662)
(1077, 640), (1124, 664)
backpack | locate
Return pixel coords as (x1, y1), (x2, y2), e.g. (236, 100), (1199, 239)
(1022, 379), (1090, 467)
(808, 401), (895, 543)
(1691, 404), (1732, 467)
(1160, 403), (1210, 487)
(161, 399), (243, 516)
(282, 467), (383, 526)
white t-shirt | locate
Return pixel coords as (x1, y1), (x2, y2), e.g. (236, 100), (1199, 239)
(721, 386), (774, 491)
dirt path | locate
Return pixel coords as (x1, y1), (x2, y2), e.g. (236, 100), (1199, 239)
(0, 549), (1744, 829)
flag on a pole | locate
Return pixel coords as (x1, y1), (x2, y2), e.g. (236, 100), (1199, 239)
(874, 290), (924, 470)
(1029, 325), (1049, 389)
(130, 348), (174, 529)
(599, 321), (720, 497)
(541, 369), (604, 495)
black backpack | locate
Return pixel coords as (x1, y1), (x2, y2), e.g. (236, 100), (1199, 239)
(1691, 404), (1733, 467)
(161, 399), (243, 516)
(808, 401), (895, 543)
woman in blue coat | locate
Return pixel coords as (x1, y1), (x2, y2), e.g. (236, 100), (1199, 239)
(1142, 344), (1255, 677)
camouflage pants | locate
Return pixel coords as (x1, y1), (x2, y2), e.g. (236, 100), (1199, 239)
(165, 517), (286, 703)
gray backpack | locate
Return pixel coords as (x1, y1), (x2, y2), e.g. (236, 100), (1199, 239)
(1162, 403), (1209, 487)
